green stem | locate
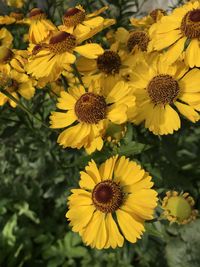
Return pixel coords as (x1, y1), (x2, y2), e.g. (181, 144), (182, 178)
(0, 88), (49, 129)
(72, 64), (84, 87)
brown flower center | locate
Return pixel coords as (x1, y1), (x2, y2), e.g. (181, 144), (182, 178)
(48, 31), (76, 53)
(149, 8), (166, 22)
(92, 180), (123, 213)
(147, 75), (179, 105)
(97, 51), (121, 75)
(29, 8), (46, 20)
(63, 7), (86, 27)
(0, 47), (13, 63)
(180, 9), (200, 38)
(127, 31), (150, 52)
(75, 92), (107, 124)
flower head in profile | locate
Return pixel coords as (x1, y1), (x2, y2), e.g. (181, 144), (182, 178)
(130, 8), (166, 29)
(59, 5), (115, 43)
(0, 70), (35, 108)
(0, 12), (24, 25)
(26, 31), (104, 82)
(129, 53), (200, 135)
(50, 81), (135, 153)
(0, 28), (13, 48)
(28, 8), (57, 44)
(149, 1), (200, 67)
(162, 191), (198, 224)
(0, 46), (28, 74)
(66, 155), (158, 249)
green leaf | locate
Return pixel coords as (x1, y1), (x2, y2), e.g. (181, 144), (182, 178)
(2, 214), (17, 246)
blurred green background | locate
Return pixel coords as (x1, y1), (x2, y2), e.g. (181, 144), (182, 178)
(1, 0), (200, 266)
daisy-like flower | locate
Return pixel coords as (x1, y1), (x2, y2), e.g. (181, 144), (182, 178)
(0, 12), (24, 25)
(0, 28), (13, 47)
(129, 53), (200, 135)
(162, 191), (198, 225)
(0, 46), (28, 73)
(26, 31), (104, 83)
(59, 5), (115, 43)
(130, 8), (166, 29)
(149, 1), (200, 67)
(111, 27), (150, 54)
(28, 8), (57, 44)
(0, 70), (35, 108)
(77, 44), (136, 94)
(49, 81), (135, 153)
(66, 155), (158, 249)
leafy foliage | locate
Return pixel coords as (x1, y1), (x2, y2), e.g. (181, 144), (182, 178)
(0, 0), (200, 266)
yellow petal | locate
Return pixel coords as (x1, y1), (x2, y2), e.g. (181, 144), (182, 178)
(85, 160), (102, 184)
(163, 37), (186, 64)
(181, 68), (200, 93)
(79, 171), (96, 190)
(116, 209), (144, 243)
(99, 155), (118, 181)
(185, 39), (200, 68)
(104, 213), (124, 249)
(107, 104), (127, 124)
(56, 91), (76, 110)
(175, 101), (199, 123)
(74, 44), (104, 59)
(50, 110), (76, 128)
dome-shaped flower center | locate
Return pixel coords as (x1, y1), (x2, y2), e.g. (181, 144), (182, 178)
(29, 8), (46, 20)
(63, 7), (86, 27)
(180, 9), (200, 38)
(92, 180), (123, 213)
(149, 8), (166, 22)
(127, 31), (150, 52)
(97, 51), (121, 75)
(75, 92), (107, 124)
(48, 31), (76, 54)
(0, 47), (13, 63)
(147, 74), (179, 105)
(165, 196), (192, 221)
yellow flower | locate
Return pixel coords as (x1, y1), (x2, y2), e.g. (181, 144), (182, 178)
(130, 9), (166, 29)
(0, 12), (24, 25)
(6, 0), (24, 8)
(0, 46), (28, 74)
(59, 5), (115, 43)
(28, 8), (57, 44)
(49, 81), (135, 153)
(149, 1), (200, 67)
(77, 44), (136, 95)
(162, 191), (198, 224)
(0, 70), (35, 108)
(66, 155), (158, 249)
(0, 28), (13, 47)
(26, 31), (104, 82)
(129, 53), (200, 135)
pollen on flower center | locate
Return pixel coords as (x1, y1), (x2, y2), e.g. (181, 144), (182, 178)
(48, 31), (76, 54)
(127, 31), (150, 52)
(92, 180), (124, 213)
(180, 9), (200, 38)
(75, 92), (107, 124)
(147, 74), (179, 105)
(97, 51), (121, 75)
(29, 8), (46, 20)
(63, 7), (86, 27)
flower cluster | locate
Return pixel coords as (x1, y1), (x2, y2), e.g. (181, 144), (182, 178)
(0, 0), (199, 250)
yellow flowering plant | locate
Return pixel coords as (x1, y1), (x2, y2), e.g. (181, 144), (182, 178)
(0, 0), (200, 266)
